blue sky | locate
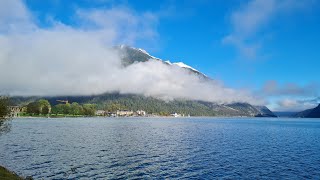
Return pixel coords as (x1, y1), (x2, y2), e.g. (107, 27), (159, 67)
(1, 0), (320, 111)
(23, 0), (320, 85)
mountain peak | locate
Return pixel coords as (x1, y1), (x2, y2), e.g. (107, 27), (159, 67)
(173, 62), (201, 74)
(138, 48), (149, 55)
(114, 45), (208, 78)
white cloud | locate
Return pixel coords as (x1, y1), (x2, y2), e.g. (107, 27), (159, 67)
(223, 0), (316, 58)
(0, 0), (35, 33)
(0, 0), (263, 105)
(76, 7), (159, 45)
(275, 98), (317, 111)
(261, 80), (319, 111)
(262, 80), (319, 97)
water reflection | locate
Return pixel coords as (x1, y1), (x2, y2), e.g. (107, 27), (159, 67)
(0, 119), (11, 135)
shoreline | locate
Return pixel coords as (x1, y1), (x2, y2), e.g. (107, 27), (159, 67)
(14, 115), (279, 119)
(0, 165), (30, 180)
(10, 116), (261, 120)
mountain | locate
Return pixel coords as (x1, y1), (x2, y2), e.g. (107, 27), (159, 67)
(254, 106), (278, 117)
(294, 109), (314, 118)
(204, 102), (275, 117)
(10, 45), (277, 117)
(113, 45), (276, 117)
(307, 104), (320, 118)
(11, 94), (276, 117)
(295, 104), (320, 118)
(114, 45), (208, 78)
(273, 111), (298, 117)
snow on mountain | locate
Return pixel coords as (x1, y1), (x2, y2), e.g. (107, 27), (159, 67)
(136, 48), (202, 74)
(138, 48), (149, 55)
(172, 62), (200, 73)
(136, 47), (162, 61)
(116, 45), (207, 77)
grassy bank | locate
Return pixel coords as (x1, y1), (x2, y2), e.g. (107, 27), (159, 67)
(0, 166), (23, 180)
(19, 112), (85, 118)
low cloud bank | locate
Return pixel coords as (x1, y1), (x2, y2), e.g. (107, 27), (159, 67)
(262, 80), (319, 97)
(275, 98), (319, 112)
(0, 0), (263, 105)
(259, 81), (319, 111)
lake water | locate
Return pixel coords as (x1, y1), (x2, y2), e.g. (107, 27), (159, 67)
(0, 117), (320, 179)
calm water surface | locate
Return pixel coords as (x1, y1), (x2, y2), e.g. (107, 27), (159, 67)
(0, 117), (320, 179)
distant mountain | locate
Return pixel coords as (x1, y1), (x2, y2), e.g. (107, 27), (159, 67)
(295, 104), (320, 118)
(273, 111), (298, 117)
(254, 106), (278, 117)
(306, 104), (320, 118)
(209, 103), (276, 117)
(11, 94), (276, 117)
(294, 109), (314, 118)
(114, 45), (208, 79)
(112, 45), (276, 117)
(10, 45), (277, 117)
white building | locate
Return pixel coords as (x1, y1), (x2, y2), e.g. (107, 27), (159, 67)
(9, 106), (20, 118)
(95, 110), (106, 116)
(136, 110), (146, 116)
(171, 112), (181, 117)
(116, 110), (134, 117)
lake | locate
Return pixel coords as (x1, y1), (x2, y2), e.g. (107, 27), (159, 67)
(0, 117), (320, 179)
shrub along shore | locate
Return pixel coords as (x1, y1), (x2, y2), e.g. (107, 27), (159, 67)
(0, 165), (32, 180)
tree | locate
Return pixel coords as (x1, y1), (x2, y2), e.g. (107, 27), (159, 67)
(70, 102), (83, 116)
(0, 96), (10, 120)
(25, 99), (52, 116)
(38, 99), (51, 114)
(26, 102), (40, 115)
(105, 102), (124, 112)
(52, 104), (66, 115)
(42, 106), (49, 115)
(83, 104), (96, 116)
(63, 103), (71, 115)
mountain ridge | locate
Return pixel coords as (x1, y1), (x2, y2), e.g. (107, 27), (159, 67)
(9, 45), (277, 117)
(295, 104), (320, 118)
(11, 93), (276, 117)
(114, 45), (208, 78)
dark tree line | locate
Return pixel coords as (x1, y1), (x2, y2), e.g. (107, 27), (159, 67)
(0, 96), (10, 120)
(96, 95), (216, 116)
(26, 99), (51, 115)
(51, 103), (96, 116)
(10, 93), (219, 116)
(24, 99), (97, 116)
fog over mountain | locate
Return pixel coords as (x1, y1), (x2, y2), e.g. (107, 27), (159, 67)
(0, 0), (264, 105)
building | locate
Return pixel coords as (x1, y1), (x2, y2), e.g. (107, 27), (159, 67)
(136, 110), (146, 116)
(9, 106), (20, 118)
(171, 112), (181, 117)
(107, 112), (117, 117)
(116, 110), (134, 117)
(95, 110), (106, 116)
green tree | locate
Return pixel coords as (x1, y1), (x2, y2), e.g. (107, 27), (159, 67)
(38, 99), (51, 114)
(105, 102), (124, 112)
(63, 103), (71, 114)
(42, 106), (49, 115)
(70, 102), (83, 116)
(52, 104), (69, 115)
(0, 96), (10, 120)
(26, 102), (40, 115)
(83, 104), (96, 116)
